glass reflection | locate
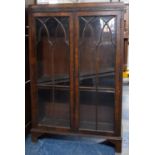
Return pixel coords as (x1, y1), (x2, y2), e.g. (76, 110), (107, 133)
(36, 17), (70, 86)
(79, 16), (116, 88)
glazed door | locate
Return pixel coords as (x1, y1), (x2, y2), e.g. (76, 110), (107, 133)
(29, 13), (74, 129)
(75, 12), (122, 134)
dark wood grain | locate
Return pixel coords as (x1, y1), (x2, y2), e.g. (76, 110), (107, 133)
(123, 4), (129, 71)
(25, 8), (31, 136)
(74, 13), (80, 131)
(30, 2), (124, 13)
(69, 14), (75, 131)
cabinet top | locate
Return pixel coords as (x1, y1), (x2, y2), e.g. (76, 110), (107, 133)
(29, 2), (125, 13)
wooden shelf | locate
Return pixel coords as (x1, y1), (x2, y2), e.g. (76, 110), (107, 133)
(37, 84), (70, 90)
(39, 117), (70, 128)
(37, 84), (114, 93)
(79, 86), (115, 93)
(80, 121), (114, 131)
(37, 69), (114, 85)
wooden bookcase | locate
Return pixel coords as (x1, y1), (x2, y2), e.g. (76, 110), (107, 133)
(28, 2), (124, 152)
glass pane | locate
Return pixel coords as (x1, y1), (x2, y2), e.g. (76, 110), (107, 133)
(36, 17), (69, 86)
(79, 16), (116, 89)
(35, 17), (70, 127)
(38, 88), (70, 127)
(80, 91), (115, 131)
(79, 16), (116, 131)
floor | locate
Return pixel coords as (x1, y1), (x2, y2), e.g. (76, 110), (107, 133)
(26, 84), (129, 155)
(116, 84), (129, 155)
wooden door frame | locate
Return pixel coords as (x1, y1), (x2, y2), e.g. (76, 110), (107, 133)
(28, 11), (75, 131)
(74, 11), (123, 136)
